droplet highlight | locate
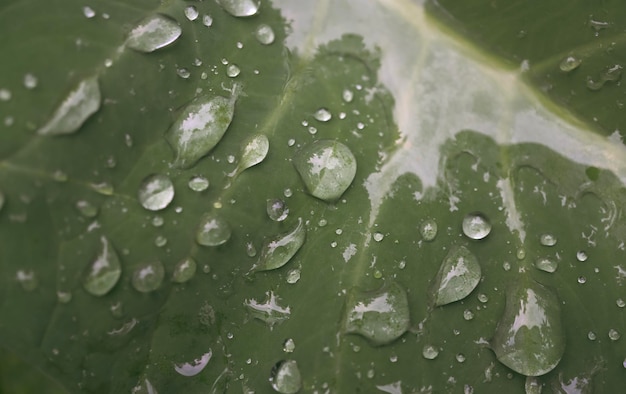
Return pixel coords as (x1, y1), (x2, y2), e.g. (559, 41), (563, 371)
(534, 257), (558, 273)
(138, 173), (175, 211)
(420, 219), (437, 241)
(267, 199), (289, 222)
(422, 344), (439, 360)
(462, 212), (491, 240)
(431, 245), (481, 306)
(255, 24), (275, 45)
(559, 56), (582, 72)
(313, 108), (332, 122)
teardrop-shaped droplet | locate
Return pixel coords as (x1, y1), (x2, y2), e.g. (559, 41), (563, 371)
(174, 350), (212, 377)
(270, 360), (302, 394)
(539, 233), (557, 246)
(293, 140), (357, 202)
(188, 175), (209, 192)
(172, 257), (197, 283)
(38, 76), (101, 135)
(420, 219), (437, 241)
(343, 281), (410, 346)
(283, 338), (296, 353)
(132, 261), (165, 293)
(559, 56), (582, 72)
(166, 84), (242, 169)
(255, 218), (306, 271)
(76, 200), (98, 218)
(196, 213), (231, 246)
(267, 199), (289, 222)
(126, 14), (181, 53)
(184, 6), (199, 21)
(216, 0), (260, 17)
(534, 257), (558, 273)
(431, 245), (481, 306)
(138, 174), (175, 211)
(236, 134), (269, 174)
(462, 212), (491, 240)
(314, 108), (332, 122)
(255, 24), (275, 45)
(244, 291), (291, 328)
(491, 281), (565, 376)
(83, 236), (122, 296)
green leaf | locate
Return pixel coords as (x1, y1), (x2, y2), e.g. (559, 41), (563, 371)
(1, 0), (626, 392)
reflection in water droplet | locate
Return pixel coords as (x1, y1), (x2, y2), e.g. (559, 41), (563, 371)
(216, 0), (260, 17)
(255, 218), (306, 271)
(343, 281), (410, 345)
(270, 359), (302, 394)
(314, 108), (332, 122)
(172, 257), (196, 283)
(608, 329), (621, 341)
(617, 298), (625, 308)
(236, 134), (269, 175)
(535, 257), (558, 273)
(463, 309), (474, 320)
(539, 233), (557, 246)
(83, 236), (122, 296)
(293, 140), (357, 202)
(462, 212), (491, 240)
(16, 270), (38, 291)
(559, 56), (582, 72)
(38, 76), (101, 135)
(188, 175), (209, 192)
(267, 199), (289, 222)
(578, 276), (587, 284)
(422, 344), (439, 360)
(23, 73), (38, 89)
(132, 261), (165, 293)
(491, 281), (565, 376)
(184, 5), (199, 21)
(126, 14), (181, 53)
(373, 232), (384, 242)
(244, 291), (291, 328)
(420, 219), (437, 241)
(226, 64), (241, 78)
(283, 338), (295, 353)
(525, 376), (541, 394)
(588, 331), (596, 341)
(432, 246), (481, 306)
(138, 174), (175, 211)
(576, 251), (588, 262)
(174, 350), (212, 377)
(478, 293), (489, 303)
(196, 213), (231, 246)
(76, 200), (98, 218)
(202, 14), (213, 27)
(255, 24), (275, 45)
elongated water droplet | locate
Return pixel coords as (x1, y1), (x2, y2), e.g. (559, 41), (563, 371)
(539, 233), (557, 246)
(342, 89), (353, 103)
(184, 6), (199, 21)
(559, 56), (582, 72)
(0, 191), (5, 212)
(166, 84), (242, 169)
(236, 134), (269, 174)
(608, 329), (621, 341)
(16, 270), (38, 291)
(83, 236), (122, 296)
(420, 219), (437, 241)
(431, 245), (481, 306)
(188, 175), (209, 192)
(138, 174), (174, 211)
(90, 181), (114, 196)
(535, 257), (558, 273)
(462, 212), (491, 240)
(293, 140), (357, 202)
(196, 213), (231, 246)
(132, 261), (165, 293)
(216, 0), (260, 17)
(244, 291), (291, 328)
(126, 14), (181, 53)
(491, 281), (565, 376)
(174, 350), (211, 376)
(202, 14), (213, 27)
(267, 199), (289, 222)
(255, 218), (306, 271)
(76, 200), (98, 218)
(343, 281), (410, 346)
(270, 360), (301, 394)
(422, 344), (439, 360)
(314, 108), (332, 122)
(38, 76), (100, 135)
(255, 24), (275, 45)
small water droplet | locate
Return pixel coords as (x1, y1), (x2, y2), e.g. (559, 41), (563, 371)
(90, 181), (114, 196)
(0, 88), (11, 101)
(236, 134), (269, 174)
(246, 242), (257, 257)
(535, 257), (558, 273)
(184, 5), (199, 21)
(308, 126), (317, 135)
(342, 89), (354, 103)
(188, 175), (209, 192)
(286, 268), (301, 284)
(126, 14), (181, 53)
(587, 331), (597, 341)
(172, 257), (196, 283)
(38, 76), (101, 135)
(83, 236), (122, 296)
(82, 6), (96, 18)
(539, 233), (557, 246)
(151, 215), (164, 227)
(244, 291), (291, 328)
(196, 213), (231, 246)
(226, 64), (241, 78)
(255, 24), (275, 45)
(177, 67), (190, 79)
(456, 353), (466, 363)
(202, 14), (213, 27)
(432, 245), (481, 306)
(422, 344), (439, 360)
(270, 359), (302, 394)
(267, 199), (289, 222)
(0, 191), (4, 212)
(216, 0), (260, 17)
(314, 108), (332, 122)
(516, 248), (526, 260)
(174, 350), (212, 377)
(75, 200), (98, 218)
(16, 270), (38, 291)
(576, 251), (588, 262)
(373, 232), (384, 242)
(293, 140), (357, 202)
(23, 73), (38, 89)
(132, 261), (165, 293)
(463, 309), (474, 320)
(283, 188), (293, 198)
(559, 56), (582, 72)
(578, 276), (587, 284)
(57, 291), (72, 303)
(154, 235), (167, 247)
(462, 212), (491, 240)
(283, 338), (295, 353)
(608, 329), (621, 341)
(255, 218), (306, 271)
(617, 298), (625, 308)
(138, 173), (175, 211)
(420, 219), (437, 241)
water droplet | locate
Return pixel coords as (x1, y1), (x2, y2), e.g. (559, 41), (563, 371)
(617, 298), (625, 308)
(422, 344), (439, 360)
(202, 14), (213, 27)
(343, 281), (410, 345)
(578, 276), (587, 284)
(270, 360), (302, 394)
(154, 235), (167, 247)
(172, 257), (196, 283)
(82, 6), (96, 18)
(342, 89), (354, 103)
(132, 261), (165, 293)
(255, 24), (275, 45)
(23, 73), (38, 89)
(57, 291), (72, 303)
(456, 353), (466, 363)
(196, 213), (231, 246)
(38, 76), (101, 135)
(16, 270), (38, 291)
(539, 233), (557, 246)
(283, 188), (293, 198)
(174, 350), (212, 377)
(0, 89), (10, 101)
(420, 219), (437, 241)
(246, 242), (257, 257)
(286, 268), (301, 284)
(188, 175), (209, 192)
(587, 331), (597, 341)
(244, 291), (291, 328)
(576, 251), (588, 262)
(176, 67), (190, 79)
(126, 14), (181, 53)
(586, 64), (623, 90)
(462, 212), (491, 240)
(166, 83), (242, 168)
(373, 232), (384, 242)
(216, 0), (260, 17)
(151, 216), (164, 227)
(138, 174), (175, 211)
(534, 257), (558, 273)
(83, 236), (122, 296)
(516, 248), (526, 260)
(293, 140), (357, 202)
(76, 200), (98, 218)
(314, 108), (332, 122)
(431, 245), (481, 306)
(283, 338), (295, 353)
(0, 191), (4, 212)
(463, 309), (474, 320)
(559, 56), (582, 72)
(254, 218), (306, 272)
(184, 5), (199, 21)
(226, 64), (241, 78)
(608, 329), (621, 341)
(236, 134), (269, 174)
(90, 181), (114, 196)
(491, 281), (565, 376)
(267, 199), (289, 222)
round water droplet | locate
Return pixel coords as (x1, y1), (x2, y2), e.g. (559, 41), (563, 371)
(462, 212), (491, 240)
(172, 257), (197, 283)
(578, 276), (587, 284)
(138, 174), (175, 211)
(422, 344), (439, 360)
(0, 191), (4, 212)
(456, 353), (466, 363)
(246, 242), (257, 257)
(342, 89), (353, 103)
(608, 329), (621, 341)
(255, 24), (275, 45)
(267, 199), (289, 222)
(154, 235), (167, 247)
(293, 140), (357, 202)
(188, 175), (209, 192)
(463, 309), (474, 320)
(255, 218), (306, 271)
(270, 360), (302, 394)
(617, 298), (625, 308)
(76, 200), (98, 218)
(286, 268), (301, 284)
(126, 14), (182, 53)
(535, 257), (558, 273)
(177, 67), (191, 79)
(576, 250), (588, 262)
(314, 108), (332, 122)
(82, 6), (96, 18)
(0, 88), (11, 101)
(184, 5), (199, 21)
(373, 232), (384, 242)
(16, 270), (38, 291)
(23, 73), (38, 89)
(202, 14), (213, 27)
(151, 215), (164, 227)
(244, 291), (291, 328)
(516, 248), (526, 260)
(478, 293), (489, 303)
(283, 338), (295, 353)
(539, 233), (557, 246)
(226, 64), (241, 78)
(588, 331), (597, 341)
(420, 219), (437, 241)
(196, 213), (231, 246)
(559, 56), (582, 72)
(83, 236), (122, 296)
(216, 0), (260, 17)
(174, 350), (212, 377)
(432, 245), (481, 306)
(132, 261), (165, 293)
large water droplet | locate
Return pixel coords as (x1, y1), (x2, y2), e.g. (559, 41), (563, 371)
(270, 360), (302, 394)
(491, 281), (565, 376)
(534, 257), (558, 273)
(431, 245), (481, 306)
(172, 257), (197, 283)
(255, 24), (275, 45)
(166, 84), (242, 169)
(462, 212), (491, 240)
(174, 350), (212, 377)
(267, 199), (289, 222)
(420, 219), (438, 241)
(244, 291), (291, 328)
(559, 56), (582, 72)
(608, 329), (621, 341)
(235, 134), (269, 175)
(23, 73), (38, 89)
(254, 218), (306, 271)
(314, 108), (332, 122)
(38, 76), (101, 135)
(293, 140), (357, 202)
(132, 261), (165, 293)
(196, 213), (231, 246)
(138, 174), (175, 211)
(83, 236), (122, 296)
(126, 14), (182, 53)
(342, 281), (410, 346)
(576, 250), (588, 262)
(216, 0), (260, 17)
(188, 175), (209, 192)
